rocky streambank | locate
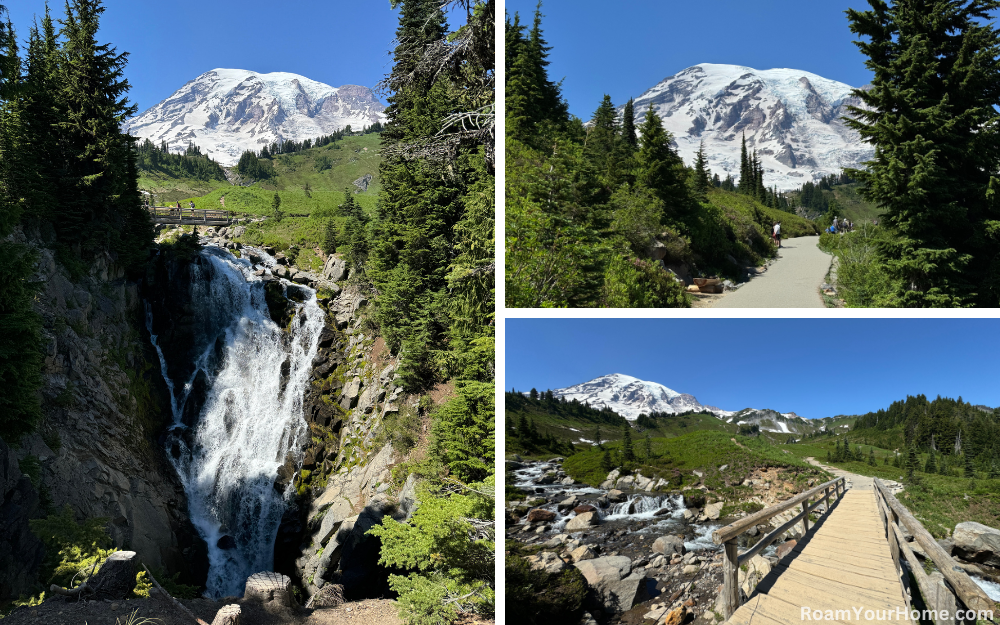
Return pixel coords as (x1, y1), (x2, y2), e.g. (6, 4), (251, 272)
(506, 458), (838, 624)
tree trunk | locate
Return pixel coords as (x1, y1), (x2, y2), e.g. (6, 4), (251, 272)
(211, 604), (241, 625)
(245, 572), (293, 607)
(90, 551), (137, 600)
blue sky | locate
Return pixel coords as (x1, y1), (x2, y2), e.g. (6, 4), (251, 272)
(4, 1), (448, 114)
(504, 0), (877, 119)
(505, 319), (1000, 419)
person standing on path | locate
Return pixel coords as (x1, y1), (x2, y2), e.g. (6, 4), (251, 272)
(773, 221), (782, 248)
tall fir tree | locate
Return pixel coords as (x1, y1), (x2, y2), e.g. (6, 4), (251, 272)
(738, 133), (752, 195)
(845, 0), (1000, 306)
(621, 97), (637, 152)
(621, 424), (635, 462)
(693, 140), (711, 200)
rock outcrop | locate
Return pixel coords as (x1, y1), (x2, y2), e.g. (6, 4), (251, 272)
(954, 521), (1000, 567)
(573, 556), (646, 614)
(17, 242), (207, 584)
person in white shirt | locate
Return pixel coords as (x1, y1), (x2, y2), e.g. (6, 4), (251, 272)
(773, 221), (782, 248)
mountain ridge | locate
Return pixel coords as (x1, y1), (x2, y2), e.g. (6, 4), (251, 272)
(125, 68), (386, 166)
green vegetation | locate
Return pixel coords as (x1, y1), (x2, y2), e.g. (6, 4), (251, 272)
(369, 383), (495, 624)
(784, 435), (1000, 538)
(504, 8), (819, 308)
(505, 541), (588, 625)
(362, 2), (494, 624)
(819, 225), (902, 307)
(844, 1), (1000, 307)
(562, 430), (822, 491)
(505, 390), (748, 459)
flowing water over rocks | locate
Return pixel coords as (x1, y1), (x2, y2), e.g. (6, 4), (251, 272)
(148, 245), (324, 597)
(507, 459), (733, 623)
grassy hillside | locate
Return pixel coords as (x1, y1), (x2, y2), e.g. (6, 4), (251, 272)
(145, 134), (384, 272)
(562, 430), (825, 495)
(831, 183), (883, 223)
(781, 435), (1000, 537)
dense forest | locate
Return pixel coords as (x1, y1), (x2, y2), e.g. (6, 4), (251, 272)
(0, 0), (151, 441)
(505, 390), (627, 456)
(849, 394), (1000, 471)
(136, 139), (226, 182)
(504, 8), (815, 308)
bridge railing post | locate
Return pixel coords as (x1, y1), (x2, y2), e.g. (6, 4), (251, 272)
(801, 500), (810, 534)
(722, 539), (741, 619)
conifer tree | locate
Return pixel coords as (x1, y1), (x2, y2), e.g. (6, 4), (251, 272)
(594, 424), (603, 449)
(845, 0), (1000, 306)
(644, 432), (653, 460)
(622, 424), (635, 462)
(738, 133), (751, 195)
(924, 450), (937, 474)
(693, 140), (711, 200)
(601, 449), (613, 472)
(965, 451), (976, 479)
(322, 220), (337, 255)
(53, 0), (151, 271)
(636, 105), (690, 218)
(869, 448), (876, 466)
(907, 444), (918, 480)
(621, 98), (637, 152)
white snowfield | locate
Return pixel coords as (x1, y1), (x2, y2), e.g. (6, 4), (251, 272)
(124, 68), (387, 166)
(626, 63), (873, 191)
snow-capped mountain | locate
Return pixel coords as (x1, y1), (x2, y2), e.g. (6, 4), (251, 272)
(552, 373), (726, 420)
(125, 69), (386, 166)
(625, 63), (872, 190)
(550, 374), (860, 435)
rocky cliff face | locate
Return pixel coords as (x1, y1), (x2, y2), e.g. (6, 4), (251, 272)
(281, 281), (419, 599)
(10, 233), (208, 587)
(0, 438), (44, 600)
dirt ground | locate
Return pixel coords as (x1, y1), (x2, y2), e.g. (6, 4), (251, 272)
(0, 593), (405, 625)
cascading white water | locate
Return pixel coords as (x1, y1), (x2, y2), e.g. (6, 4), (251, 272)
(147, 246), (324, 598)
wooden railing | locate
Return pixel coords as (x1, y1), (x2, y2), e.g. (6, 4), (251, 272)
(712, 476), (847, 618)
(873, 478), (993, 623)
(147, 207), (232, 224)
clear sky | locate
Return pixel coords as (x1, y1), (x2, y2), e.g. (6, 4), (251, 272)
(504, 0), (877, 119)
(4, 0), (458, 114)
(505, 319), (1000, 420)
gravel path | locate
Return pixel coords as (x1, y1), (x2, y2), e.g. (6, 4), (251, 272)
(712, 236), (832, 308)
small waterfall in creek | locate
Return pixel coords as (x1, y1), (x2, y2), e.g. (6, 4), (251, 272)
(147, 246), (325, 597)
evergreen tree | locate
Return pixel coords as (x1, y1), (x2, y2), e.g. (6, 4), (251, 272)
(636, 105), (690, 219)
(644, 432), (653, 460)
(907, 444), (918, 480)
(323, 220), (337, 255)
(600, 449), (613, 472)
(868, 448), (876, 467)
(271, 192), (282, 222)
(53, 0), (152, 271)
(621, 424), (635, 462)
(621, 97), (637, 152)
(738, 133), (752, 195)
(924, 450), (937, 474)
(529, 387), (538, 400)
(693, 140), (711, 200)
(965, 451), (976, 479)
(845, 0), (1000, 306)
(594, 424), (603, 449)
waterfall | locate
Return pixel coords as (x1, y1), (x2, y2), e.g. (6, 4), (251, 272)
(147, 246), (325, 597)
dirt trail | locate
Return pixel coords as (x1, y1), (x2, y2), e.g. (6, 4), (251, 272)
(711, 236), (832, 308)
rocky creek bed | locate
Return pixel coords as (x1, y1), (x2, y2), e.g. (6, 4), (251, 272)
(506, 459), (808, 625)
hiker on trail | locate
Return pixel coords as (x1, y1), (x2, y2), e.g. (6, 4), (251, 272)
(773, 221), (782, 248)
(832, 216), (838, 232)
(220, 195), (226, 208)
(189, 201), (195, 210)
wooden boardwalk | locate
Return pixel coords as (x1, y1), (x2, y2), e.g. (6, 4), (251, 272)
(727, 489), (911, 625)
(147, 207), (231, 225)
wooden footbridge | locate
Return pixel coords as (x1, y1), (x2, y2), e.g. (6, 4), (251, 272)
(714, 477), (994, 625)
(147, 206), (232, 226)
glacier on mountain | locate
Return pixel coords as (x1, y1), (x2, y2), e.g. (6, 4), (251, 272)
(625, 63), (872, 191)
(125, 69), (386, 166)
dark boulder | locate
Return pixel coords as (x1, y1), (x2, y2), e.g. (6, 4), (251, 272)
(0, 438), (44, 601)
